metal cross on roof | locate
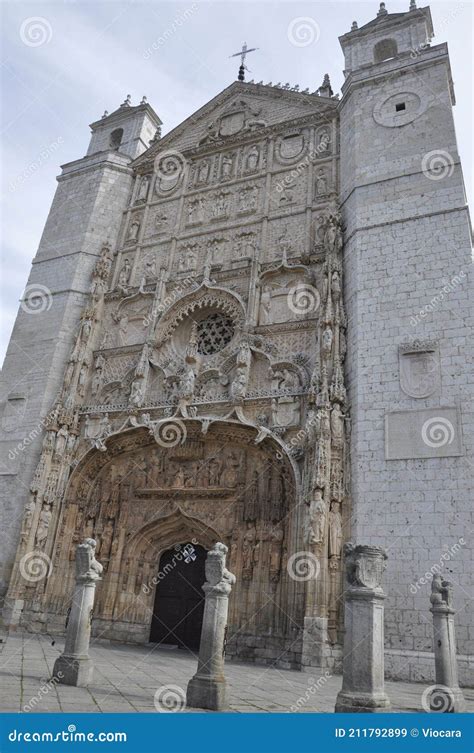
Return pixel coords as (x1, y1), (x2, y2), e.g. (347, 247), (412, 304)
(230, 42), (258, 81)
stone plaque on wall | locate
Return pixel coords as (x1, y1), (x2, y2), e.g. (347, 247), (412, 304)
(399, 340), (439, 398)
(385, 407), (463, 460)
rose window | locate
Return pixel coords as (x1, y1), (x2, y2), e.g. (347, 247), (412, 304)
(196, 313), (234, 355)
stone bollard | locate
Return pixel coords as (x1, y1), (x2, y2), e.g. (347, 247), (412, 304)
(335, 543), (391, 713)
(53, 538), (103, 687)
(427, 574), (465, 712)
(186, 542), (236, 711)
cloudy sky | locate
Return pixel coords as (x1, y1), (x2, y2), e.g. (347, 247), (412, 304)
(1, 0), (472, 364)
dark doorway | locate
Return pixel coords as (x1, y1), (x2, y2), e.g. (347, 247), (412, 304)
(149, 543), (206, 650)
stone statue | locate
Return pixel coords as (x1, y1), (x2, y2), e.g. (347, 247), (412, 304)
(315, 169), (328, 196)
(205, 542), (236, 591)
(307, 490), (326, 545)
(35, 503), (52, 549)
(118, 258), (132, 289)
(430, 573), (453, 608)
(328, 501), (343, 557)
(246, 145), (259, 171)
(127, 219), (140, 242)
(137, 175), (150, 201)
(260, 285), (272, 325)
(76, 538), (103, 582)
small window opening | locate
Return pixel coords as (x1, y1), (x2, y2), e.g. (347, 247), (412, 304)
(109, 128), (124, 150)
(395, 102), (406, 112)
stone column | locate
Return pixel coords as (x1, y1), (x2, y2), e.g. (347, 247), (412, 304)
(428, 575), (465, 712)
(335, 543), (391, 712)
(53, 538), (103, 687)
(186, 542), (236, 711)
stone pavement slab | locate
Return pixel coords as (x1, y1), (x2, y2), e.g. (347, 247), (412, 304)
(1, 633), (472, 714)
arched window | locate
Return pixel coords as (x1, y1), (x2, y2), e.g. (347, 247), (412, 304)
(374, 38), (398, 63)
(109, 128), (124, 150)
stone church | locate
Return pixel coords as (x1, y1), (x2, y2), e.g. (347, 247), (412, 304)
(0, 4), (472, 683)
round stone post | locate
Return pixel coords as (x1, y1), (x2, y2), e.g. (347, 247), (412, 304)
(335, 543), (391, 712)
(186, 542), (236, 711)
(53, 538), (103, 687)
(428, 575), (465, 712)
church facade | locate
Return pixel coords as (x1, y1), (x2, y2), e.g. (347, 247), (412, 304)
(1, 4), (472, 682)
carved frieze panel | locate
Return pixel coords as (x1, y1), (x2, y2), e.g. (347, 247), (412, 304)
(144, 203), (178, 239)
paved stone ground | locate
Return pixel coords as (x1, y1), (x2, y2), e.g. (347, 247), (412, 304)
(0, 633), (472, 714)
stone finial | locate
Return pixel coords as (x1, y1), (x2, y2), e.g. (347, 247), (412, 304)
(149, 126), (162, 145)
(409, 0), (417, 9)
(351, 21), (358, 31)
(377, 2), (388, 16)
(120, 94), (132, 108)
(344, 542), (387, 590)
(317, 73), (333, 97)
(101, 110), (108, 119)
(140, 95), (148, 105)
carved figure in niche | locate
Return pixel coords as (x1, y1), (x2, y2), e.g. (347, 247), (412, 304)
(331, 270), (341, 300)
(278, 227), (292, 259)
(328, 501), (343, 558)
(306, 490), (326, 545)
(171, 464), (185, 488)
(322, 326), (333, 358)
(279, 179), (296, 205)
(154, 212), (169, 233)
(260, 285), (272, 325)
(221, 154), (233, 179)
(330, 404), (345, 447)
(269, 527), (284, 581)
(77, 363), (88, 397)
(315, 169), (328, 197)
(323, 213), (343, 255)
(222, 451), (241, 487)
(84, 514), (95, 540)
(242, 525), (256, 580)
(196, 159), (210, 184)
(128, 218), (140, 242)
(277, 368), (299, 391)
(54, 425), (69, 457)
(35, 502), (52, 549)
(230, 367), (247, 402)
(214, 192), (229, 218)
(318, 128), (331, 153)
(91, 354), (105, 397)
(238, 186), (258, 213)
(208, 457), (222, 486)
(143, 253), (156, 279)
(21, 498), (36, 541)
(117, 315), (129, 346)
(98, 518), (115, 559)
(245, 145), (259, 172)
(137, 175), (150, 202)
(243, 470), (259, 521)
(129, 377), (145, 407)
(188, 198), (204, 224)
(179, 365), (195, 402)
(118, 258), (132, 290)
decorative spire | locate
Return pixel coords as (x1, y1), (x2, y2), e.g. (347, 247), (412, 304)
(120, 94), (132, 108)
(409, 0), (416, 9)
(148, 126), (162, 146)
(101, 110), (108, 119)
(351, 20), (358, 31)
(377, 2), (388, 16)
(317, 73), (333, 97)
(140, 95), (148, 105)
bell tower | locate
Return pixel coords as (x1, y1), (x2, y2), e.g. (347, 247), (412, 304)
(339, 3), (473, 681)
(0, 96), (161, 611)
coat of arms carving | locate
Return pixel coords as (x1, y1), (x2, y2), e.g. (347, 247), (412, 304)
(399, 341), (439, 398)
